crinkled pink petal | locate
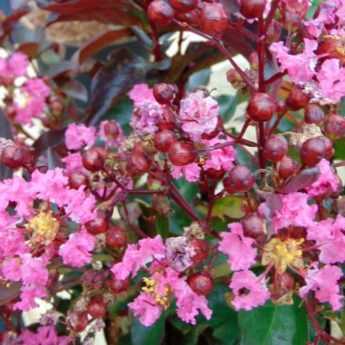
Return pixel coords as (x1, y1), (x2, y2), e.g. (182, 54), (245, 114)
(219, 223), (257, 271)
(230, 271), (270, 310)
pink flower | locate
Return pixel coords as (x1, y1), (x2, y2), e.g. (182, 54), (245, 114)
(171, 163), (201, 182)
(15, 284), (47, 311)
(171, 271), (212, 324)
(203, 136), (235, 172)
(281, 0), (309, 17)
(270, 39), (317, 83)
(129, 293), (163, 326)
(14, 78), (50, 124)
(111, 236), (166, 280)
(64, 188), (96, 224)
(129, 84), (164, 135)
(307, 216), (345, 264)
(218, 223), (257, 271)
(307, 159), (341, 197)
(20, 254), (49, 287)
(1, 257), (22, 281)
(59, 230), (95, 268)
(0, 227), (27, 259)
(299, 265), (343, 310)
(0, 176), (34, 217)
(99, 120), (124, 146)
(304, 0), (340, 37)
(62, 152), (84, 173)
(129, 268), (212, 326)
(0, 52), (29, 80)
(65, 124), (96, 150)
(130, 102), (164, 135)
(30, 168), (69, 207)
(128, 84), (156, 104)
(20, 325), (72, 345)
(179, 91), (219, 140)
(13, 254), (49, 311)
(259, 192), (317, 232)
(316, 59), (345, 103)
(230, 271), (270, 310)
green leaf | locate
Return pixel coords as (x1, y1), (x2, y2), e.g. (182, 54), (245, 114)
(208, 284), (239, 345)
(89, 50), (146, 126)
(238, 300), (308, 345)
(187, 69), (211, 92)
(155, 215), (170, 238)
(218, 91), (247, 124)
(212, 196), (245, 220)
(334, 138), (345, 160)
(131, 316), (165, 345)
(107, 98), (133, 134)
(235, 145), (257, 172)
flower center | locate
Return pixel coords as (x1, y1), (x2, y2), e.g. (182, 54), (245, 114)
(262, 238), (304, 273)
(27, 211), (60, 244)
(142, 277), (170, 309)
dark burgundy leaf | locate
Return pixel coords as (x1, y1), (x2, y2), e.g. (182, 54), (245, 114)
(0, 8), (28, 42)
(43, 0), (143, 26)
(34, 128), (66, 156)
(0, 282), (20, 306)
(73, 28), (133, 65)
(88, 50), (146, 125)
(279, 167), (320, 194)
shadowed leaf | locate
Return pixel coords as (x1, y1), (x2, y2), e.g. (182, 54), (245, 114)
(279, 167), (320, 194)
(88, 50), (146, 125)
(44, 0), (143, 26)
(73, 28), (133, 64)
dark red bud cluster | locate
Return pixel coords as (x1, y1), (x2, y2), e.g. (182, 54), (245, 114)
(147, 0), (228, 35)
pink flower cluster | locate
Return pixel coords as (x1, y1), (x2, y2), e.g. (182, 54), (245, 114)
(14, 78), (51, 124)
(300, 265), (343, 310)
(270, 0), (345, 103)
(0, 52), (29, 82)
(19, 325), (71, 345)
(112, 236), (212, 326)
(259, 192), (318, 232)
(129, 84), (165, 135)
(0, 52), (51, 124)
(65, 124), (96, 150)
(179, 90), (219, 140)
(0, 168), (96, 310)
(129, 267), (212, 326)
(307, 216), (345, 264)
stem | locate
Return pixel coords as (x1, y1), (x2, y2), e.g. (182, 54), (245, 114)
(168, 179), (199, 222)
(305, 298), (345, 345)
(265, 71), (286, 85)
(256, 17), (267, 169)
(258, 122), (266, 169)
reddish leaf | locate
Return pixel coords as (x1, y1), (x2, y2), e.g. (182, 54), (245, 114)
(17, 42), (40, 58)
(44, 0), (143, 26)
(0, 8), (28, 42)
(73, 28), (133, 64)
(279, 167), (320, 194)
(0, 282), (20, 306)
(88, 50), (146, 125)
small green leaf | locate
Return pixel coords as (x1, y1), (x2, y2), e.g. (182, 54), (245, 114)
(208, 284), (239, 345)
(218, 91), (247, 124)
(334, 138), (345, 160)
(212, 196), (245, 220)
(155, 215), (170, 238)
(131, 316), (165, 345)
(238, 300), (308, 345)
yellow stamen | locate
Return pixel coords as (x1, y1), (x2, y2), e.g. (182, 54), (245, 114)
(262, 238), (304, 273)
(27, 211), (60, 244)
